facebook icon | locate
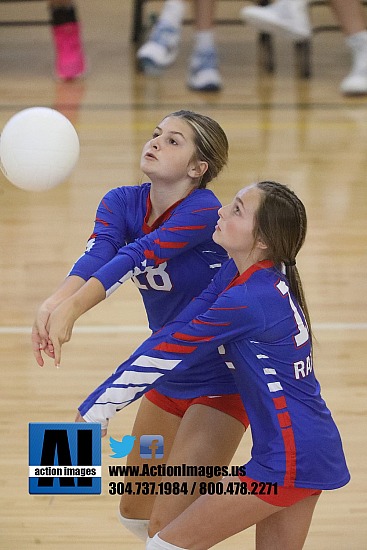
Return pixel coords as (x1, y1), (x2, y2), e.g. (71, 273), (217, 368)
(140, 435), (164, 459)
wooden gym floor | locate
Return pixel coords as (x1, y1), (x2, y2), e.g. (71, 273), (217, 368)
(0, 1), (366, 548)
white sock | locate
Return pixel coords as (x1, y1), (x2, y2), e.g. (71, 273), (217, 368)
(160, 0), (186, 29)
(346, 30), (367, 52)
(117, 510), (149, 542)
(146, 533), (187, 550)
(193, 30), (215, 52)
(275, 0), (307, 8)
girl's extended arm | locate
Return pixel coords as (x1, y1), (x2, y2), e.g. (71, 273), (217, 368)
(32, 275), (86, 366)
(78, 280), (261, 431)
(47, 277), (106, 366)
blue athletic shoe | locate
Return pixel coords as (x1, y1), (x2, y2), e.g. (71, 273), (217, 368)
(187, 48), (222, 92)
(137, 22), (181, 74)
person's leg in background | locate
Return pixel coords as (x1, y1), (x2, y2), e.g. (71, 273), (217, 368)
(49, 0), (86, 80)
(330, 0), (367, 94)
(136, 1), (221, 91)
(240, 0), (311, 41)
(241, 0), (367, 96)
(187, 0), (222, 91)
(136, 0), (186, 73)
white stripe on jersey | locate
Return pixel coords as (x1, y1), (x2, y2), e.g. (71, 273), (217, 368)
(97, 384), (161, 407)
(132, 355), (181, 370)
(114, 370), (163, 386)
(267, 381), (283, 392)
(263, 368), (277, 375)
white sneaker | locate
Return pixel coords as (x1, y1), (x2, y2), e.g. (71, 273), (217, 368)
(341, 70), (367, 95)
(137, 21), (181, 74)
(341, 36), (367, 95)
(240, 0), (311, 41)
(187, 48), (222, 91)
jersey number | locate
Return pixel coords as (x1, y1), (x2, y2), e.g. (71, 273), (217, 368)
(132, 261), (172, 292)
(276, 280), (308, 347)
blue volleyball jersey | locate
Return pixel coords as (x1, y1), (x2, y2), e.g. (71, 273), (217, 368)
(79, 259), (350, 490)
(69, 183), (239, 397)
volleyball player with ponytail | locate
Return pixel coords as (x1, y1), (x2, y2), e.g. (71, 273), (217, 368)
(48, 181), (350, 548)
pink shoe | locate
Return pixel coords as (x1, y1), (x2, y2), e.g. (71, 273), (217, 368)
(52, 22), (86, 80)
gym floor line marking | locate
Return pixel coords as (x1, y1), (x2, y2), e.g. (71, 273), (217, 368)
(1, 323), (367, 334)
(1, 102), (367, 113)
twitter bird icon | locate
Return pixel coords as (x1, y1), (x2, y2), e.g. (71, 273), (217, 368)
(109, 435), (136, 458)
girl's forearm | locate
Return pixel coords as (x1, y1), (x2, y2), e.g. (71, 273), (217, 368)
(43, 275), (86, 310)
(68, 277), (106, 321)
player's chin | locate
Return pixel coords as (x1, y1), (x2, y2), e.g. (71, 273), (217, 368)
(140, 164), (157, 181)
(213, 226), (221, 242)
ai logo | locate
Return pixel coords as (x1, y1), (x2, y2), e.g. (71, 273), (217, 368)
(29, 423), (101, 495)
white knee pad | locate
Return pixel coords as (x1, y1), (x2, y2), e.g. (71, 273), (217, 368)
(146, 532), (187, 550)
(117, 510), (149, 542)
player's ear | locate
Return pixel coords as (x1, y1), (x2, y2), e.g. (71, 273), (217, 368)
(256, 237), (268, 251)
(188, 160), (208, 180)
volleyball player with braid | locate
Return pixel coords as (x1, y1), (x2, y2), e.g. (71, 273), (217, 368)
(48, 180), (350, 548)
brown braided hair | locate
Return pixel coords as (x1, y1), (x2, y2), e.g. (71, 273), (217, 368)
(254, 181), (311, 334)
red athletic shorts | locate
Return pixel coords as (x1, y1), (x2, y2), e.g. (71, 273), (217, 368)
(238, 475), (322, 507)
(145, 389), (249, 429)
